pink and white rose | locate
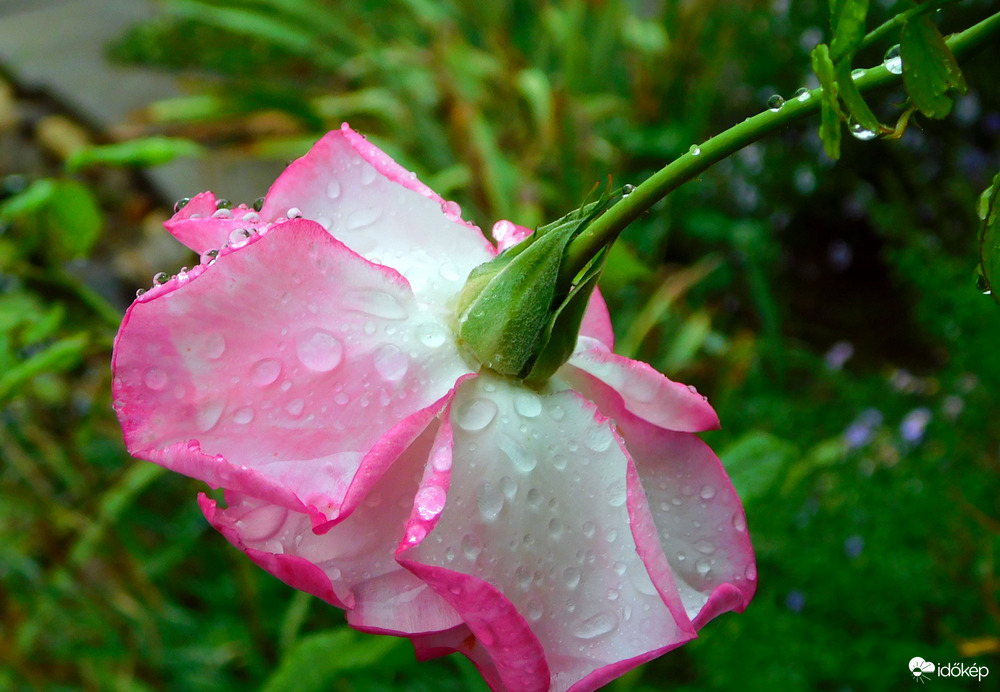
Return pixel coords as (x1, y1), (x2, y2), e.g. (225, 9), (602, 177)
(112, 124), (755, 692)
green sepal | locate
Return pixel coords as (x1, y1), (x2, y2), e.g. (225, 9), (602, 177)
(811, 44), (843, 159)
(977, 170), (1000, 306)
(900, 15), (967, 119)
(524, 248), (608, 386)
(456, 195), (612, 381)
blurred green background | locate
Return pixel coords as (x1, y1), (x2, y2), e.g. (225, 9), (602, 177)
(1, 1), (999, 690)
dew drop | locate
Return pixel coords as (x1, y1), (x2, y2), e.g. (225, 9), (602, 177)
(551, 453), (568, 471)
(334, 392), (350, 405)
(688, 144), (701, 156)
(527, 601), (544, 621)
(745, 562), (758, 581)
(455, 397), (498, 431)
(144, 368), (168, 390)
(700, 484), (717, 500)
(252, 197), (265, 212)
(416, 322), (447, 348)
(228, 228), (251, 245)
(346, 207), (382, 230)
(732, 512), (747, 532)
(694, 539), (717, 555)
(200, 248), (219, 265)
(849, 121), (877, 141)
(173, 197), (190, 213)
(582, 521), (596, 538)
(414, 485), (447, 520)
(212, 208), (232, 219)
(251, 358), (282, 387)
(286, 398), (305, 416)
(614, 561), (627, 576)
(359, 163), (377, 185)
(215, 198), (232, 209)
(513, 391), (542, 418)
(499, 476), (518, 499)
(343, 290), (408, 320)
(621, 183), (635, 197)
(195, 400), (225, 432)
(573, 612), (617, 639)
(326, 180), (342, 199)
(295, 329), (344, 372)
(233, 407), (254, 424)
(850, 68), (866, 80)
(461, 533), (482, 560)
(548, 517), (563, 536)
(515, 566), (533, 590)
(563, 567), (582, 589)
(498, 434), (537, 473)
(975, 269), (992, 295)
(153, 271), (169, 285)
(605, 480), (627, 507)
(767, 94), (785, 111)
(548, 404), (566, 421)
(585, 425), (614, 452)
(135, 288), (146, 297)
(373, 344), (409, 381)
(883, 44), (902, 75)
(287, 207), (303, 218)
(695, 558), (712, 576)
(475, 481), (504, 521)
(205, 334), (226, 359)
(242, 211), (260, 223)
(793, 86), (811, 102)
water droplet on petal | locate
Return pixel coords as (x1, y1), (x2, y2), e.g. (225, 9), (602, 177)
(513, 392), (542, 418)
(233, 407), (254, 424)
(173, 197), (190, 213)
(732, 512), (747, 532)
(527, 601), (544, 621)
(153, 271), (169, 285)
(695, 558), (713, 576)
(461, 533), (482, 559)
(212, 208), (232, 219)
(573, 611), (617, 639)
(195, 400), (225, 432)
(414, 485), (447, 520)
(286, 399), (305, 416)
(767, 94), (785, 111)
(205, 334), (226, 359)
(228, 228), (251, 245)
(373, 344), (409, 381)
(499, 476), (518, 499)
(416, 322), (447, 348)
(287, 207), (303, 219)
(700, 484), (717, 500)
(605, 480), (627, 507)
(475, 481), (504, 521)
(295, 329), (343, 372)
(515, 566), (533, 590)
(455, 397), (498, 431)
(745, 562), (758, 581)
(346, 207), (382, 230)
(215, 198), (232, 209)
(326, 180), (342, 199)
(252, 197), (265, 212)
(883, 44), (902, 74)
(359, 164), (377, 185)
(694, 539), (717, 555)
(563, 567), (582, 589)
(343, 290), (408, 320)
(135, 288), (146, 297)
(251, 358), (282, 386)
(585, 425), (614, 452)
(200, 248), (219, 265)
(144, 368), (168, 390)
(497, 434), (537, 473)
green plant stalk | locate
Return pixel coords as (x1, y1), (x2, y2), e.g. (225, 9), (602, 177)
(561, 9), (1000, 286)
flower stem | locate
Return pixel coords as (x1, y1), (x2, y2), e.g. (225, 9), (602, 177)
(560, 9), (1000, 287)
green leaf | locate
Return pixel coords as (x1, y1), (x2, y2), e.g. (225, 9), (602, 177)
(811, 44), (843, 159)
(261, 628), (404, 692)
(829, 0), (869, 62)
(835, 59), (882, 134)
(66, 136), (204, 171)
(45, 180), (104, 261)
(719, 431), (798, 503)
(900, 15), (968, 119)
(0, 332), (88, 404)
(977, 170), (1000, 306)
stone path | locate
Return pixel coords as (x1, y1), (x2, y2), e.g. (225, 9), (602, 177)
(0, 0), (280, 203)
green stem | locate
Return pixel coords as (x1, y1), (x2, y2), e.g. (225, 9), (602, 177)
(561, 8), (1000, 286)
(856, 0), (960, 54)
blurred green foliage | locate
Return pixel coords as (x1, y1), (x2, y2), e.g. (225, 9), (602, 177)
(2, 0), (1000, 690)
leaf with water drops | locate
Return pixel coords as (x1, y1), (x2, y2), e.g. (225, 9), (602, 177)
(977, 170), (1000, 306)
(810, 44), (843, 159)
(900, 15), (967, 119)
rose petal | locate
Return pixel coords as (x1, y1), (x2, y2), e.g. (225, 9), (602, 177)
(578, 289), (614, 350)
(399, 375), (693, 692)
(259, 125), (494, 303)
(202, 417), (464, 636)
(113, 218), (472, 522)
(563, 345), (719, 433)
(164, 192), (268, 255)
